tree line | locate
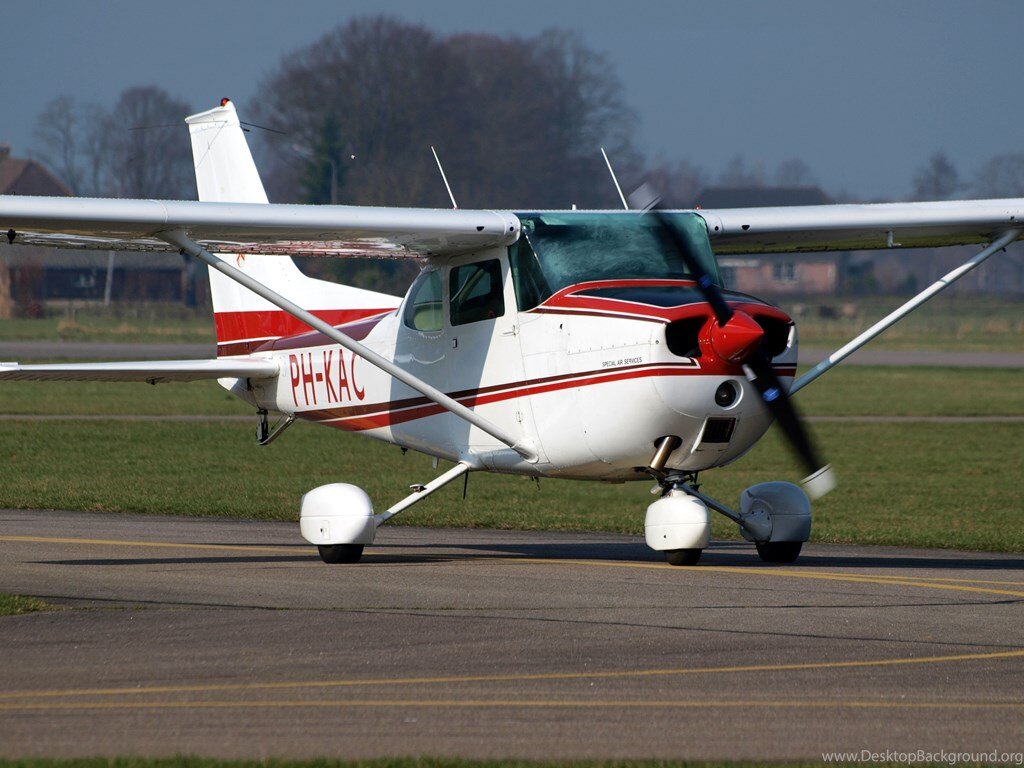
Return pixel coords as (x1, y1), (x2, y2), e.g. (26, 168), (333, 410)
(29, 15), (1024, 208)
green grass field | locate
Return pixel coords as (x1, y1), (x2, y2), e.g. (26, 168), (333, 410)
(0, 594), (49, 616)
(0, 366), (1020, 553)
(780, 295), (1024, 352)
(1, 304), (214, 345)
(0, 760), (913, 768)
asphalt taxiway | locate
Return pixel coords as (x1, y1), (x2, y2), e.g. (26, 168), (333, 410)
(1, 510), (1022, 760)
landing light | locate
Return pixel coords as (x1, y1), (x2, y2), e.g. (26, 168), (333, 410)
(715, 381), (738, 408)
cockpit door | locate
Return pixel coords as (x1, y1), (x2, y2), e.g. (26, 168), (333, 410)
(445, 252), (537, 462)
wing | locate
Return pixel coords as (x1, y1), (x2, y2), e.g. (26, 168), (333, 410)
(696, 198), (1024, 253)
(4, 194), (1022, 259)
(0, 195), (521, 259)
(0, 358), (279, 384)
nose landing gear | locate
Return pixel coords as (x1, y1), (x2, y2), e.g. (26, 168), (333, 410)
(645, 472), (812, 566)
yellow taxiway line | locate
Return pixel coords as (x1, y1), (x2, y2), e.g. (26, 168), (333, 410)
(2, 648), (1022, 703)
(508, 558), (1024, 599)
(2, 533), (1022, 716)
(0, 698), (1021, 714)
(4, 534), (1024, 597)
(0, 535), (308, 555)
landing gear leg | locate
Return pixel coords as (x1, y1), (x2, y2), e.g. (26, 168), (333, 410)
(300, 461), (475, 565)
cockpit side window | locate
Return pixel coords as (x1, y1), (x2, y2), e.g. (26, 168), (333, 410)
(403, 269), (443, 332)
(509, 234), (551, 311)
(449, 259), (505, 326)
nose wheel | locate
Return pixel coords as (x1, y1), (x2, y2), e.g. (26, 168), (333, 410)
(318, 544), (364, 564)
(665, 548), (702, 566)
(755, 541), (802, 564)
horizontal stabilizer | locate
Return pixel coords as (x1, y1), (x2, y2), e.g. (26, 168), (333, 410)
(0, 357), (279, 384)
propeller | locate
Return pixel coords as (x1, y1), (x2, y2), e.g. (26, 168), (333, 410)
(647, 201), (836, 500)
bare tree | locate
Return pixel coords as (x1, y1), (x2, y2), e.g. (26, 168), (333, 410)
(912, 152), (960, 200)
(642, 159), (707, 208)
(972, 153), (1024, 198)
(103, 86), (195, 199)
(775, 158), (817, 187)
(31, 96), (87, 194)
(719, 154), (765, 187)
(252, 16), (639, 210)
(32, 86), (195, 199)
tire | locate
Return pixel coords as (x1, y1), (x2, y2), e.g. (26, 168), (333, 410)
(317, 544), (364, 564)
(665, 548), (702, 566)
(755, 541), (802, 564)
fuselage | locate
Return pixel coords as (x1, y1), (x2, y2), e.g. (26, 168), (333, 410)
(229, 212), (797, 481)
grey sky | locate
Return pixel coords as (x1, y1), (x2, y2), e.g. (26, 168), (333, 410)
(1, 0), (1020, 201)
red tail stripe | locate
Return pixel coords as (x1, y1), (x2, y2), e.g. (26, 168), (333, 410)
(214, 308), (395, 345)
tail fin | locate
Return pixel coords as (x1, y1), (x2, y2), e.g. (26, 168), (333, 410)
(185, 99), (399, 356)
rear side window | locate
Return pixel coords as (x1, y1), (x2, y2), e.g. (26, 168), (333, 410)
(403, 269), (443, 332)
(450, 260), (505, 326)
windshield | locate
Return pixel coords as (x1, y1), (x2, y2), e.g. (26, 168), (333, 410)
(509, 212), (721, 310)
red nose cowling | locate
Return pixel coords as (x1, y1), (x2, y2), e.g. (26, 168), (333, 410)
(709, 310), (765, 364)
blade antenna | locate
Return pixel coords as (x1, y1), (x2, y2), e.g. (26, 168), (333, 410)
(601, 147), (629, 210)
(431, 146), (458, 209)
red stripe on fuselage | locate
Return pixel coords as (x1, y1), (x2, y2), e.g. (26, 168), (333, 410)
(529, 279), (793, 328)
(296, 361), (797, 433)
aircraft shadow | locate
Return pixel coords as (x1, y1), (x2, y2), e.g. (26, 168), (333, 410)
(370, 539), (1024, 571)
(34, 540), (1024, 571)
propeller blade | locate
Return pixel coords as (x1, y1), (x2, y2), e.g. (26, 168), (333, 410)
(744, 352), (835, 499)
(652, 209), (733, 326)
(645, 199), (836, 499)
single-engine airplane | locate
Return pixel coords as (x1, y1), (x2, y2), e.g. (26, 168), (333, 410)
(1, 99), (1019, 565)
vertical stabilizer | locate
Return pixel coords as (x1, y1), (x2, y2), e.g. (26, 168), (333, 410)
(184, 99), (400, 356)
(186, 99), (269, 204)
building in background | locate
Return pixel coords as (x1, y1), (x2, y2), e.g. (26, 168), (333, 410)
(0, 145), (204, 317)
(693, 186), (870, 296)
(693, 185), (1023, 296)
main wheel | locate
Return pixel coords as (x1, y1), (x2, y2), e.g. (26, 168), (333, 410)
(665, 548), (702, 566)
(755, 541), (802, 564)
(318, 544), (364, 564)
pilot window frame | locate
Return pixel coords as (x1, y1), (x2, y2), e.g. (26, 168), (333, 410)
(402, 268), (444, 333)
(449, 258), (506, 326)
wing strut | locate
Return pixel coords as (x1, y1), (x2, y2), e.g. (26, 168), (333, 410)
(790, 228), (1021, 395)
(159, 230), (538, 463)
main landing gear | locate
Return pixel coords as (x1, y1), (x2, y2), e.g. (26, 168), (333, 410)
(299, 462), (473, 564)
(644, 472), (812, 567)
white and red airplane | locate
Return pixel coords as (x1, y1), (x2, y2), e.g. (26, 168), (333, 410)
(1, 99), (1018, 566)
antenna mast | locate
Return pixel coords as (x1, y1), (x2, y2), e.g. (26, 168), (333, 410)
(601, 147), (629, 210)
(431, 146), (458, 209)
